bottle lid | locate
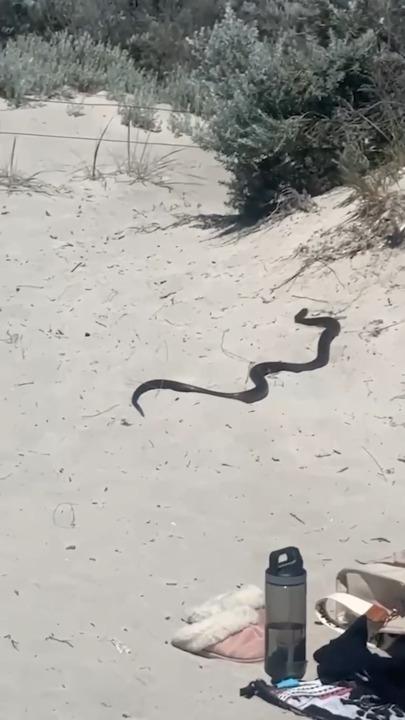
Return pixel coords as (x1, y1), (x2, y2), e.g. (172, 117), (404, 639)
(267, 547), (306, 581)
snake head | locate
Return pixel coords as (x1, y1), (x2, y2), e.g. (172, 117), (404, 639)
(294, 308), (308, 322)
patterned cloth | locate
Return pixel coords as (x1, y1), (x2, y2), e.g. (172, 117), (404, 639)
(240, 679), (405, 720)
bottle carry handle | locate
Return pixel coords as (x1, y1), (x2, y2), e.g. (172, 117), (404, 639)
(269, 547), (303, 575)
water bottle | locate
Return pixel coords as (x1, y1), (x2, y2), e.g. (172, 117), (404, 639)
(265, 546), (307, 683)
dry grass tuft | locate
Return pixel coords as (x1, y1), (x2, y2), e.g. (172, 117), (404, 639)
(115, 127), (183, 189)
(292, 143), (405, 277)
(0, 138), (55, 194)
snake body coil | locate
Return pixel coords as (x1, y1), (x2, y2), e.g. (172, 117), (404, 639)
(132, 308), (340, 417)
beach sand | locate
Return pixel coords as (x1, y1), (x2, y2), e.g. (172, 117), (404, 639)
(0, 95), (404, 719)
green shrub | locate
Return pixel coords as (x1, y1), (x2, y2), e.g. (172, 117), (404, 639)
(117, 75), (161, 132)
(186, 4), (404, 217)
(0, 31), (158, 111)
(0, 0), (227, 75)
(2, 0), (405, 223)
(163, 66), (208, 136)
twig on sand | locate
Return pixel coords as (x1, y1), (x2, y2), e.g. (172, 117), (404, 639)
(16, 284), (44, 289)
(362, 446), (388, 482)
(270, 252), (345, 295)
(81, 404), (119, 419)
(271, 260), (311, 292)
(335, 290), (366, 315)
(292, 294), (329, 304)
(315, 259), (345, 289)
(290, 512), (306, 525)
(4, 634), (19, 651)
(220, 329), (250, 364)
(45, 633), (74, 648)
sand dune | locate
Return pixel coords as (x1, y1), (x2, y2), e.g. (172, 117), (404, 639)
(0, 96), (404, 719)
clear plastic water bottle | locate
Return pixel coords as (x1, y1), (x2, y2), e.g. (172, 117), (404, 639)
(265, 546), (307, 683)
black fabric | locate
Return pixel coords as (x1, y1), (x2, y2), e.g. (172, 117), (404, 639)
(314, 616), (405, 709)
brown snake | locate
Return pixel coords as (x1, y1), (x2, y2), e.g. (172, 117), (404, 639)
(132, 308), (341, 417)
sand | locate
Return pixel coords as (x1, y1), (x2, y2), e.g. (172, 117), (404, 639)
(0, 94), (404, 719)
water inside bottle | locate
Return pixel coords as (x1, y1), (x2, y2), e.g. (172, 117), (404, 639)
(265, 622), (306, 682)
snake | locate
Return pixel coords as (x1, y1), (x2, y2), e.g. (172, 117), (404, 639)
(132, 308), (341, 417)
